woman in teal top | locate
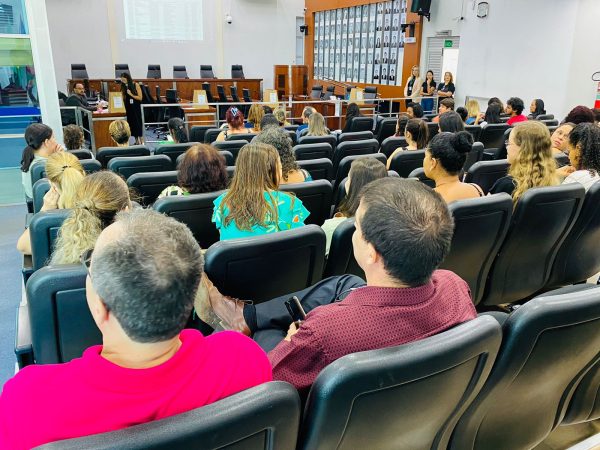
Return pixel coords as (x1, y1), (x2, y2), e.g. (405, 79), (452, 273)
(212, 142), (309, 240)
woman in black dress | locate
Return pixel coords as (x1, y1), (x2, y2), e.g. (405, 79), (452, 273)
(119, 72), (144, 144)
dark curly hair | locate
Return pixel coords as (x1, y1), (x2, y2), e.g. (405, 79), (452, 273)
(62, 125), (84, 150)
(253, 127), (298, 181)
(177, 144), (228, 194)
(568, 122), (600, 175)
(428, 131), (473, 175)
(564, 105), (595, 125)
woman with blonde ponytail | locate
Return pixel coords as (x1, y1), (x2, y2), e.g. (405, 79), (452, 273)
(17, 152), (85, 255)
(50, 171), (131, 264)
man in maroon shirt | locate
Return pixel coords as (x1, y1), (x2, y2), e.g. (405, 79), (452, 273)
(206, 178), (477, 395)
(506, 97), (528, 126)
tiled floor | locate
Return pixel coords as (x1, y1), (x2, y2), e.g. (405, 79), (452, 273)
(0, 168), (25, 206)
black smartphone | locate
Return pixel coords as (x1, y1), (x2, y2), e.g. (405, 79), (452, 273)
(284, 296), (306, 324)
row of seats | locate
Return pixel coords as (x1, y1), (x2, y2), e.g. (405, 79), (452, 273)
(71, 63), (245, 80)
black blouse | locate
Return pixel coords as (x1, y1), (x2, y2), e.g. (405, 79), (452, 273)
(489, 175), (516, 197)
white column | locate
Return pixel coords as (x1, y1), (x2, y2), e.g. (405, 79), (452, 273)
(25, 0), (63, 143)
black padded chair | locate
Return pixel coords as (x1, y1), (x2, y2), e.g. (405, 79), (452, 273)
(153, 191), (224, 249)
(300, 315), (502, 450)
(226, 166), (235, 179)
(464, 125), (481, 142)
(297, 159), (333, 181)
(67, 149), (93, 160)
(363, 86), (378, 107)
(479, 123), (509, 150)
(298, 134), (337, 152)
(440, 194), (513, 305)
(554, 152), (570, 167)
(39, 382), (301, 450)
(201, 82), (215, 104)
(217, 84), (229, 103)
(127, 170), (178, 206)
(309, 85), (323, 100)
(29, 209), (71, 271)
(172, 65), (188, 79)
(114, 64), (130, 78)
(379, 136), (407, 158)
(229, 85), (241, 103)
(80, 159), (102, 174)
(231, 65), (245, 79)
(388, 150), (426, 178)
(154, 142), (199, 166)
(32, 178), (50, 213)
(562, 358), (600, 426)
(280, 180), (333, 226)
(463, 160), (510, 194)
(546, 182), (600, 288)
(463, 142), (484, 173)
(70, 64), (88, 79)
(332, 139), (379, 173)
(203, 128), (221, 144)
(337, 131), (374, 143)
(540, 119), (559, 127)
(200, 64), (216, 78)
(285, 130), (298, 146)
(212, 140), (246, 162)
(449, 286), (600, 450)
(293, 143), (333, 161)
(427, 121), (439, 143)
(334, 153), (386, 189)
(535, 114), (555, 121)
(107, 155), (173, 180)
(96, 145), (151, 168)
(190, 125), (212, 143)
(481, 184), (585, 307)
(407, 167), (435, 188)
(146, 64), (161, 79)
(347, 116), (374, 133)
(375, 118), (398, 144)
(242, 88), (252, 103)
(484, 128), (511, 160)
(204, 226), (326, 304)
(227, 133), (257, 143)
(324, 85), (335, 99)
(323, 218), (365, 279)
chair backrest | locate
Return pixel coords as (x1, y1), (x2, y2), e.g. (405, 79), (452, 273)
(363, 86), (378, 103)
(201, 82), (215, 103)
(107, 155), (173, 180)
(334, 153), (386, 189)
(488, 128), (512, 160)
(338, 130), (374, 143)
(388, 150), (426, 178)
(310, 85), (323, 99)
(463, 142), (484, 173)
(204, 226), (326, 304)
(30, 162), (47, 186)
(280, 180), (333, 226)
(32, 178), (51, 213)
(227, 133), (257, 142)
(554, 153), (570, 167)
(479, 123), (509, 149)
(146, 64), (161, 79)
(231, 64), (245, 79)
(298, 134), (337, 151)
(242, 88), (252, 102)
(127, 170), (178, 206)
(293, 143), (333, 161)
(323, 218), (365, 279)
(450, 287), (600, 450)
(200, 64), (216, 78)
(379, 136), (407, 158)
(297, 158), (333, 181)
(375, 118), (398, 143)
(153, 191), (224, 249)
(67, 149), (93, 160)
(300, 316), (502, 450)
(464, 160), (510, 194)
(96, 145), (151, 168)
(540, 119), (559, 127)
(441, 194), (513, 305)
(284, 130), (298, 146)
(562, 356), (600, 425)
(80, 159), (102, 174)
(114, 64), (130, 78)
(348, 116), (374, 133)
(203, 128), (221, 144)
(546, 181), (600, 288)
(332, 138), (379, 173)
(229, 85), (240, 102)
(70, 64), (88, 79)
(482, 184), (585, 306)
(427, 121), (439, 142)
(29, 209), (71, 271)
(154, 142), (199, 166)
(464, 125), (481, 142)
(172, 65), (188, 79)
(407, 167), (435, 188)
(535, 114), (554, 121)
(189, 125), (212, 143)
(212, 140), (246, 163)
(217, 84), (228, 102)
(39, 382), (301, 450)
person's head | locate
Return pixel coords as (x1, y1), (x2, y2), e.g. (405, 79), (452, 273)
(86, 209), (202, 345)
(108, 120), (131, 146)
(177, 144), (228, 194)
(353, 178), (454, 286)
(260, 113), (279, 130)
(45, 151), (85, 208)
(62, 124), (85, 150)
(426, 70), (434, 82)
(424, 131), (473, 179)
(411, 65), (420, 78)
(308, 112), (328, 136)
(73, 83), (85, 96)
(592, 108), (600, 123)
(254, 127), (298, 181)
(407, 102), (424, 119)
(566, 122), (600, 174)
(488, 97), (504, 110)
(564, 105), (596, 125)
(51, 171), (131, 264)
(301, 106), (315, 124)
(221, 143), (281, 230)
(466, 100), (480, 119)
(439, 111), (465, 133)
(21, 123), (56, 172)
(438, 98), (455, 114)
(456, 107), (468, 123)
(530, 99), (545, 116)
(346, 103), (361, 119)
(444, 72), (453, 84)
(226, 106), (244, 130)
(273, 107), (287, 126)
(507, 121), (557, 203)
(119, 72), (134, 90)
(262, 105), (273, 114)
(404, 119), (428, 149)
(506, 97), (525, 116)
(167, 117), (189, 144)
(338, 158), (388, 217)
(551, 122), (575, 153)
(247, 103), (265, 130)
(484, 103), (503, 124)
(395, 113), (410, 136)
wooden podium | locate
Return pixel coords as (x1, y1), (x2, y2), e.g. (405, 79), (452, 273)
(274, 65), (308, 98)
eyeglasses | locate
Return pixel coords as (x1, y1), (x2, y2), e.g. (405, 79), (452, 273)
(80, 248), (94, 276)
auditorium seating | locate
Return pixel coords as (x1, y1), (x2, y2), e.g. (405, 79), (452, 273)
(562, 357), (600, 425)
(324, 85), (335, 99)
(332, 139), (379, 173)
(464, 125), (481, 142)
(479, 123), (509, 151)
(374, 117), (397, 143)
(127, 170), (178, 206)
(39, 382), (301, 450)
(449, 285), (600, 450)
(200, 65), (216, 78)
(322, 218), (365, 279)
(203, 128), (221, 144)
(347, 116), (374, 133)
(280, 180), (333, 226)
(70, 64), (88, 79)
(309, 85), (323, 99)
(107, 155), (173, 179)
(334, 153), (386, 189)
(204, 226), (326, 304)
(80, 159), (102, 174)
(463, 160), (510, 194)
(114, 63), (130, 78)
(96, 145), (151, 168)
(337, 131), (373, 143)
(555, 152), (570, 167)
(29, 209), (71, 272)
(463, 142), (484, 173)
(293, 143), (333, 161)
(407, 167), (435, 188)
(217, 84), (229, 103)
(300, 316), (502, 450)
(152, 142), (196, 166)
(536, 114), (555, 121)
(379, 136), (407, 158)
(484, 128), (511, 160)
(189, 125), (212, 143)
(201, 82), (215, 103)
(32, 179), (50, 213)
(298, 134), (338, 151)
(242, 88), (252, 103)
(297, 159), (334, 181)
(173, 65), (188, 79)
(146, 64), (161, 79)
(229, 85), (241, 103)
(231, 64), (245, 79)
(30, 163), (48, 188)
(388, 150), (426, 178)
(284, 129), (298, 145)
(227, 133), (257, 142)
(427, 122), (439, 142)
(67, 149), (93, 160)
(212, 140), (246, 162)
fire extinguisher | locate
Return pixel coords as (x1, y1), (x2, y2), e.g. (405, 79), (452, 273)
(594, 72), (600, 109)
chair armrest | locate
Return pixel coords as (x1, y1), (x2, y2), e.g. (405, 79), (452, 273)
(25, 213), (33, 227)
(15, 304), (34, 368)
(22, 255), (33, 284)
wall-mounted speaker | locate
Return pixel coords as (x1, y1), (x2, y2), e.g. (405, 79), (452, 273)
(411, 0), (432, 18)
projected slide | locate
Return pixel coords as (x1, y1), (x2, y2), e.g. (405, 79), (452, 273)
(124, 0), (203, 41)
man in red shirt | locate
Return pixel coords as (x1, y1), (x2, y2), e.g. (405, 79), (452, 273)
(207, 178), (476, 396)
(506, 97), (528, 126)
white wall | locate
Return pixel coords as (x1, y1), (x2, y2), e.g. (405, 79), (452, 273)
(46, 0), (304, 92)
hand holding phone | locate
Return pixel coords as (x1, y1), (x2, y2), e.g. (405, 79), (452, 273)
(284, 296), (306, 326)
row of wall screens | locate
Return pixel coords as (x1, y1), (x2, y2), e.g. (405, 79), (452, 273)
(313, 0), (407, 86)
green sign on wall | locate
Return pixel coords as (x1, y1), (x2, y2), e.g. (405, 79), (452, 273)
(444, 40), (453, 48)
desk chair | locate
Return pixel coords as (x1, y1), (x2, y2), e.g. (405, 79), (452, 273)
(114, 64), (130, 78)
(70, 64), (88, 79)
(146, 64), (161, 79)
(200, 65), (216, 78)
(201, 82), (215, 103)
(242, 88), (252, 103)
(173, 65), (188, 79)
(231, 64), (245, 79)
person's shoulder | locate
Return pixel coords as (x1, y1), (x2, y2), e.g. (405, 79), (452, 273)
(205, 331), (270, 362)
(490, 175), (515, 193)
(431, 269), (473, 303)
(213, 191), (227, 205)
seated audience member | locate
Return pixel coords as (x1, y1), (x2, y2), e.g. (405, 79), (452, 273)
(432, 98), (455, 123)
(560, 122), (600, 190)
(387, 118), (428, 168)
(406, 102), (424, 119)
(528, 99), (546, 119)
(563, 105), (596, 125)
(254, 127), (311, 184)
(273, 107), (291, 127)
(1, 209), (272, 449)
(506, 97), (528, 126)
(167, 117), (189, 143)
(322, 158), (387, 254)
(212, 143), (309, 240)
(66, 83), (97, 112)
(424, 132), (483, 202)
(455, 107), (468, 123)
(551, 122), (575, 156)
(21, 123), (63, 199)
(437, 71), (455, 98)
(306, 112), (330, 136)
(489, 121), (558, 203)
(217, 107), (252, 142)
(342, 103), (362, 133)
(439, 111), (465, 133)
(159, 145), (228, 198)
(488, 97), (505, 112)
(17, 152), (85, 255)
(263, 105), (273, 114)
(296, 106), (316, 138)
(203, 177), (477, 395)
(394, 113), (410, 137)
(259, 113), (280, 131)
(108, 120), (131, 147)
(50, 171), (131, 265)
(479, 103), (503, 127)
(465, 99), (482, 125)
(63, 125), (85, 151)
(247, 103), (265, 131)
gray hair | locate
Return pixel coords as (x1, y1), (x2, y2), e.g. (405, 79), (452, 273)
(91, 208), (203, 343)
(254, 126), (298, 181)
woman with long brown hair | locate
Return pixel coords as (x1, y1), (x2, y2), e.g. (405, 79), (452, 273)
(119, 72), (144, 144)
(212, 143), (309, 240)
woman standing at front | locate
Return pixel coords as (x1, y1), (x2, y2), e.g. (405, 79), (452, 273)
(119, 72), (144, 144)
(437, 72), (456, 103)
(404, 65), (423, 109)
(420, 70), (436, 113)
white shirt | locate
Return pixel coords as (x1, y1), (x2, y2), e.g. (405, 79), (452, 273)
(563, 170), (600, 192)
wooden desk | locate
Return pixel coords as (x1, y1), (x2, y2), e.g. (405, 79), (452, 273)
(92, 111), (126, 150)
